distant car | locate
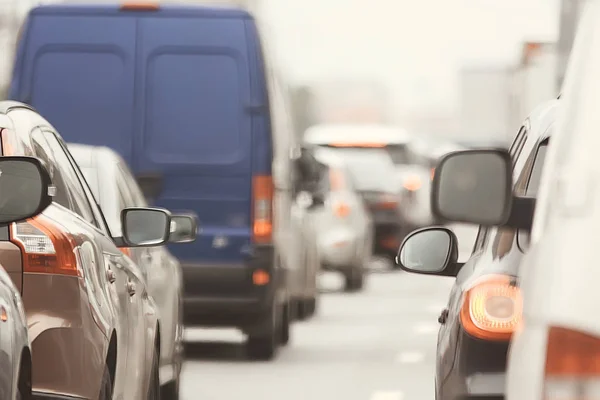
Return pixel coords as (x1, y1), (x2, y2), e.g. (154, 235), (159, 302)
(395, 99), (556, 400)
(69, 143), (197, 399)
(309, 146), (374, 291)
(0, 156), (54, 400)
(304, 124), (410, 263)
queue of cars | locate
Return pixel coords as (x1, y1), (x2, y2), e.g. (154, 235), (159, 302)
(394, 1), (600, 397)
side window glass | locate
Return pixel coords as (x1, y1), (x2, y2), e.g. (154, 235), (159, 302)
(38, 131), (98, 226)
(516, 141), (549, 251)
(472, 226), (489, 252)
(119, 164), (147, 207)
(30, 130), (74, 211)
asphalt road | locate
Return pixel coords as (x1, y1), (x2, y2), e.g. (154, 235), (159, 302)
(179, 224), (478, 400)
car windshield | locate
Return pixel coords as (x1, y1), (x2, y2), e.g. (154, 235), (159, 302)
(317, 146), (397, 192)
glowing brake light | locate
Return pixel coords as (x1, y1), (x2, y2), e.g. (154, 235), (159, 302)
(252, 176), (273, 244)
(459, 274), (522, 341)
(11, 216), (83, 278)
(120, 1), (159, 11)
(329, 168), (345, 191)
(403, 175), (422, 192)
(430, 168), (435, 180)
(544, 327), (600, 399)
(328, 142), (386, 148)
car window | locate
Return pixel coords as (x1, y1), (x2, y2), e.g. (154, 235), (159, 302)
(37, 131), (99, 227)
(118, 163), (147, 207)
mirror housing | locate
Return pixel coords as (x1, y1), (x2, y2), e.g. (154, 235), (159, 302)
(0, 156), (54, 224)
(120, 207), (171, 247)
(169, 213), (198, 243)
(395, 226), (462, 277)
(431, 149), (536, 231)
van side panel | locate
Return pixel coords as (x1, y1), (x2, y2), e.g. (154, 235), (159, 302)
(10, 13), (137, 162)
(135, 15), (254, 266)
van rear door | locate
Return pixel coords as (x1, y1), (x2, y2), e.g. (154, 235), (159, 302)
(134, 13), (254, 265)
(10, 8), (138, 162)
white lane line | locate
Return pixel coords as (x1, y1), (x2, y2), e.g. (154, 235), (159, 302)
(395, 351), (425, 364)
(369, 391), (404, 400)
(413, 323), (438, 334)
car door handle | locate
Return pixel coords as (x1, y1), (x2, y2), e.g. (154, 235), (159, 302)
(126, 281), (136, 296)
(438, 308), (449, 324)
(106, 268), (116, 284)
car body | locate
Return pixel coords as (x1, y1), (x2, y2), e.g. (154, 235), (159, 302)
(304, 124), (411, 262)
(0, 101), (167, 400)
(395, 99), (557, 400)
(309, 146), (374, 291)
(69, 143), (189, 398)
(9, 2), (325, 359)
(0, 155), (55, 400)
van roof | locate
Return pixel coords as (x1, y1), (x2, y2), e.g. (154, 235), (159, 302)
(30, 3), (252, 19)
(304, 124), (411, 146)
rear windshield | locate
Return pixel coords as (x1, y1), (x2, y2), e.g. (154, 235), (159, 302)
(386, 144), (411, 165)
(318, 146), (397, 192)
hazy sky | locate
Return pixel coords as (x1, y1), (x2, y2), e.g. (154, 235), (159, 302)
(261, 0), (560, 112)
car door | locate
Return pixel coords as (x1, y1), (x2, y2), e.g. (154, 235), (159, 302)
(436, 124), (530, 385)
(40, 131), (149, 397)
(113, 170), (151, 397)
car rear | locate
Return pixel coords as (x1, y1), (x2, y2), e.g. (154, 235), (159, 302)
(9, 3), (278, 331)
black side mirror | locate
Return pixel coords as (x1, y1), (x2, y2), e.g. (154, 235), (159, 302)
(120, 207), (171, 247)
(395, 226), (462, 277)
(431, 149), (536, 231)
(0, 156), (54, 224)
(169, 213), (199, 243)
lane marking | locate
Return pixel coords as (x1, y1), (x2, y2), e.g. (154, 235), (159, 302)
(395, 351), (425, 364)
(413, 323), (438, 334)
(369, 391), (404, 400)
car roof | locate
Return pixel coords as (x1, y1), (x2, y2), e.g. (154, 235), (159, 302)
(304, 124), (411, 146)
(30, 3), (251, 18)
(68, 143), (121, 169)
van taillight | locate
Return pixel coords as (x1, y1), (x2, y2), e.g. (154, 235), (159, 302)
(120, 1), (159, 11)
(11, 216), (83, 278)
(252, 176), (273, 244)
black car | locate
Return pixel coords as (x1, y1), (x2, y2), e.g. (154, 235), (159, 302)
(395, 99), (557, 400)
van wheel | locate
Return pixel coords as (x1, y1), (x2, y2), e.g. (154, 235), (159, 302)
(344, 269), (364, 292)
(279, 302), (291, 346)
(161, 375), (180, 400)
(98, 365), (113, 400)
(247, 302), (278, 361)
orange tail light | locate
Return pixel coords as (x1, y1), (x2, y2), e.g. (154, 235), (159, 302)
(11, 216), (83, 278)
(459, 274), (522, 341)
(120, 1), (159, 11)
(120, 248), (132, 257)
(252, 176), (273, 244)
(544, 327), (600, 398)
(329, 168), (345, 191)
(333, 202), (351, 218)
(1, 128), (17, 156)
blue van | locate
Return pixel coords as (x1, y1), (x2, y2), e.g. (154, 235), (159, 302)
(10, 2), (325, 363)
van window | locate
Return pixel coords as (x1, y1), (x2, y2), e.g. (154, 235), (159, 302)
(144, 53), (243, 163)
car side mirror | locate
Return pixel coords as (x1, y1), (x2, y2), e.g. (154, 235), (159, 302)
(395, 226), (462, 277)
(0, 156), (54, 224)
(432, 149), (536, 230)
(120, 207), (171, 247)
(169, 214), (198, 243)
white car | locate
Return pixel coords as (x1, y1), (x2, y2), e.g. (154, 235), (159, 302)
(309, 147), (374, 291)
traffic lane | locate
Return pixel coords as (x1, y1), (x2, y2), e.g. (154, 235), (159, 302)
(180, 268), (454, 400)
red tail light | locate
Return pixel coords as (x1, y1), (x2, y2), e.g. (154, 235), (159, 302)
(544, 327), (600, 399)
(11, 216), (83, 278)
(459, 274), (522, 341)
(252, 176), (273, 244)
(120, 1), (159, 11)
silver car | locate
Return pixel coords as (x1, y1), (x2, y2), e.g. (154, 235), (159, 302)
(69, 144), (195, 399)
(309, 147), (374, 291)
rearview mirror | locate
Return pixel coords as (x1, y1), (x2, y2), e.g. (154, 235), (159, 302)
(121, 207), (171, 247)
(432, 149), (513, 226)
(396, 226), (461, 276)
(0, 156), (54, 224)
(169, 214), (198, 243)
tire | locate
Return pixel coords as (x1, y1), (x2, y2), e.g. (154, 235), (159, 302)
(147, 347), (161, 400)
(161, 378), (179, 400)
(344, 269), (364, 292)
(279, 302), (291, 346)
(98, 364), (113, 400)
(247, 302), (278, 361)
